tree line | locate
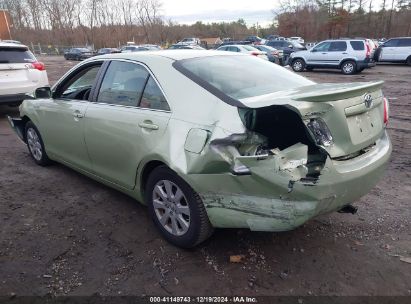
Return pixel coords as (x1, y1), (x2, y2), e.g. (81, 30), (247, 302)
(277, 0), (411, 41)
(2, 0), (411, 48)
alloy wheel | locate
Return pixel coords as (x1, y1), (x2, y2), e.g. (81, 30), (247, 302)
(343, 62), (354, 74)
(27, 127), (43, 161)
(152, 180), (191, 236)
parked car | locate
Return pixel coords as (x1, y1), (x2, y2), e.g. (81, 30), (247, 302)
(216, 40), (252, 47)
(97, 48), (121, 55)
(121, 45), (158, 52)
(266, 40), (306, 65)
(374, 37), (411, 65)
(0, 42), (49, 106)
(216, 44), (268, 60)
(290, 39), (375, 74)
(64, 48), (95, 61)
(176, 38), (201, 45)
(290, 36), (305, 44)
(8, 51), (391, 248)
(1, 39), (22, 44)
(305, 42), (317, 49)
(169, 44), (205, 50)
(245, 35), (264, 45)
(253, 45), (282, 64)
(265, 35), (279, 41)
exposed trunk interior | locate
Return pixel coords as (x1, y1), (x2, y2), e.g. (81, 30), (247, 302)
(239, 105), (328, 177)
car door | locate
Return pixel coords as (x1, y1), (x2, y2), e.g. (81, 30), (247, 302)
(38, 61), (103, 170)
(84, 60), (171, 190)
(397, 38), (411, 61)
(380, 39), (399, 61)
(306, 41), (331, 65)
(327, 41), (348, 65)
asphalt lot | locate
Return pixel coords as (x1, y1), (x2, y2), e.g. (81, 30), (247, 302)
(0, 56), (410, 296)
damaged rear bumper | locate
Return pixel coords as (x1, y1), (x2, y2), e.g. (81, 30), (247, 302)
(185, 130), (391, 231)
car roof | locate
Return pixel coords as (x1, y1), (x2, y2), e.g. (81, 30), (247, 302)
(93, 50), (242, 61)
(0, 42), (28, 49)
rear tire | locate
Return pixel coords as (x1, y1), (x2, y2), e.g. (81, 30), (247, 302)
(291, 58), (306, 72)
(341, 60), (357, 75)
(406, 56), (411, 66)
(25, 121), (51, 166)
(145, 166), (214, 248)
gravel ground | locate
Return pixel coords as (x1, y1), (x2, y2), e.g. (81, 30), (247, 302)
(0, 56), (410, 297)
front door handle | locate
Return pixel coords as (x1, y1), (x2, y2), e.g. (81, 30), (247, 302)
(73, 110), (84, 118)
(342, 52), (348, 54)
(138, 121), (159, 130)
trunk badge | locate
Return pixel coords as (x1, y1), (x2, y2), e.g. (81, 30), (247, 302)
(364, 93), (373, 108)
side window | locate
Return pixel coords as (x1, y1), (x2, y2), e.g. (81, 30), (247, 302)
(398, 39), (411, 47)
(139, 76), (170, 111)
(313, 42), (331, 52)
(58, 65), (101, 100)
(329, 41), (347, 52)
(350, 41), (365, 51)
(384, 39), (399, 47)
(97, 61), (149, 107)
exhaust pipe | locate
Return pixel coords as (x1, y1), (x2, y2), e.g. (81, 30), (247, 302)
(338, 204), (358, 214)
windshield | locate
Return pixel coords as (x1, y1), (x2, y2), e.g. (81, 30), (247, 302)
(176, 55), (313, 100)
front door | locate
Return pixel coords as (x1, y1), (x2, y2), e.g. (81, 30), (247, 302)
(380, 39), (399, 61)
(306, 41), (331, 66)
(38, 63), (102, 170)
(84, 60), (171, 189)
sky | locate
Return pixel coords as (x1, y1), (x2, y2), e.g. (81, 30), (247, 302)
(161, 0), (279, 26)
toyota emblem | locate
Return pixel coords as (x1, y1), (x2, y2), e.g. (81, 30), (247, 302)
(364, 93), (373, 108)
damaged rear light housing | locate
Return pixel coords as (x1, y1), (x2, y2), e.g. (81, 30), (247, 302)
(383, 97), (389, 126)
(306, 118), (333, 147)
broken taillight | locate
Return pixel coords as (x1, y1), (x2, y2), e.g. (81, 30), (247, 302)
(383, 97), (389, 126)
(307, 118), (333, 147)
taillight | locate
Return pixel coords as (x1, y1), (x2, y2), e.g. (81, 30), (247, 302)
(383, 97), (389, 126)
(250, 51), (259, 56)
(31, 61), (45, 71)
(365, 42), (371, 58)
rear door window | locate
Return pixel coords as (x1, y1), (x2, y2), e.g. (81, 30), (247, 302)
(0, 48), (36, 63)
(329, 41), (347, 51)
(139, 76), (170, 111)
(350, 41), (365, 50)
(97, 61), (149, 107)
(398, 39), (411, 47)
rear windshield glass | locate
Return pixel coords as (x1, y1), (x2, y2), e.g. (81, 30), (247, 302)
(350, 41), (365, 50)
(176, 55), (314, 100)
(0, 48), (36, 63)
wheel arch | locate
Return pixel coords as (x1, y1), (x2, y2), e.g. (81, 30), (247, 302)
(139, 159), (169, 200)
(339, 58), (357, 68)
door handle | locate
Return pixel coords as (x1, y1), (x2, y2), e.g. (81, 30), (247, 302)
(73, 110), (84, 118)
(138, 121), (159, 130)
(321, 52), (328, 54)
(342, 52), (348, 54)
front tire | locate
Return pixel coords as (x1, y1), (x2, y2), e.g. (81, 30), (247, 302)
(25, 121), (51, 166)
(341, 60), (357, 75)
(145, 166), (213, 248)
(291, 58), (305, 72)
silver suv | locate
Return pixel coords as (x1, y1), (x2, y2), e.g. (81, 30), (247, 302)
(375, 37), (411, 65)
(290, 39), (375, 75)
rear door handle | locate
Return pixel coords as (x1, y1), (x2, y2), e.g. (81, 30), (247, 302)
(138, 121), (159, 130)
(321, 52), (328, 54)
(342, 52), (348, 54)
(73, 110), (84, 118)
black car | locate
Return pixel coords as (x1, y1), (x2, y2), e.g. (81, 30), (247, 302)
(97, 48), (120, 55)
(245, 36), (263, 44)
(265, 40), (306, 65)
(64, 48), (95, 61)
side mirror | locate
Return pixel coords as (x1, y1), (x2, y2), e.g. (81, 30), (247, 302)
(35, 87), (52, 99)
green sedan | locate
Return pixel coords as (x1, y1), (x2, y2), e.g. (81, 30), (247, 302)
(8, 50), (391, 248)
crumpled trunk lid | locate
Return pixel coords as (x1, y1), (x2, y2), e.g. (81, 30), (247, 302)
(239, 81), (385, 158)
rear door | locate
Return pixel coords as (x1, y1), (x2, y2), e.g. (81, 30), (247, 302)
(0, 46), (40, 95)
(84, 60), (171, 189)
(327, 41), (348, 65)
(396, 38), (411, 61)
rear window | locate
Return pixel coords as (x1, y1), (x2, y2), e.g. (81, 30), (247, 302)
(175, 55), (314, 101)
(0, 48), (36, 63)
(350, 41), (365, 51)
